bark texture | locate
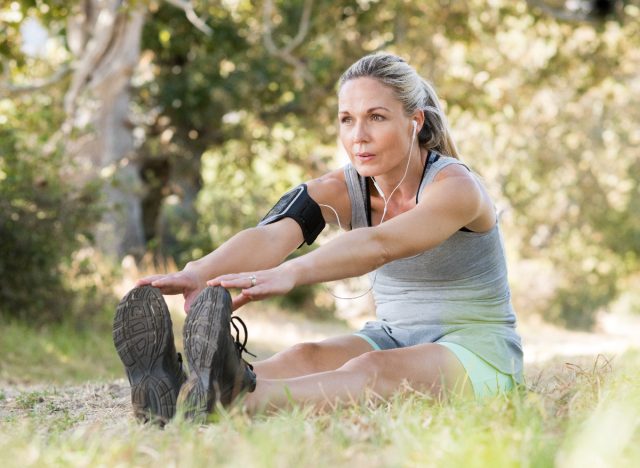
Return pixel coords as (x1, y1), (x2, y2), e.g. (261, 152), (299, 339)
(65, 0), (147, 259)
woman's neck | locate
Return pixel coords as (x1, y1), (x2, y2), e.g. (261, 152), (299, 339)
(371, 147), (427, 203)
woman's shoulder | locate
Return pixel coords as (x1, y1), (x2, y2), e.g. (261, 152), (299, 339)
(416, 154), (475, 197)
(432, 160), (473, 183)
(423, 155), (496, 233)
(306, 169), (352, 228)
(306, 168), (347, 194)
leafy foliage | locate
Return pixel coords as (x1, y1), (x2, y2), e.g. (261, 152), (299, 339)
(0, 108), (102, 323)
(1, 0), (639, 326)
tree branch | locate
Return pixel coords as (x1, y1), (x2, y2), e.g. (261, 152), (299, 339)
(525, 0), (593, 23)
(262, 0), (315, 83)
(282, 0), (313, 54)
(0, 62), (72, 98)
(164, 0), (213, 36)
(64, 2), (121, 116)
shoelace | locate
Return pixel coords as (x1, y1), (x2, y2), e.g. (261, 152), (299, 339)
(230, 315), (256, 361)
(176, 352), (185, 377)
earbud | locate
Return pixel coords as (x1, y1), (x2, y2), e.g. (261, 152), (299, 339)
(413, 120), (418, 131)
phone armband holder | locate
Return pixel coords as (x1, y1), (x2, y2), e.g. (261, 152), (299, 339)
(258, 184), (326, 246)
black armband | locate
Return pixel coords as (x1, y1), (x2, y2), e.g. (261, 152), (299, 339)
(258, 184), (326, 246)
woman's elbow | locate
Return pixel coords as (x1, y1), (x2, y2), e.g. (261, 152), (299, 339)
(369, 229), (395, 268)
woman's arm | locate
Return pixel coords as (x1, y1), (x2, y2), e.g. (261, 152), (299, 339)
(293, 173), (485, 282)
(181, 169), (350, 282)
(212, 167), (491, 308)
(137, 220), (302, 311)
(138, 169), (350, 311)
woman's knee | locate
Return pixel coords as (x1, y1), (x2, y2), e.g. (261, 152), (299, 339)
(277, 342), (323, 371)
(339, 351), (385, 380)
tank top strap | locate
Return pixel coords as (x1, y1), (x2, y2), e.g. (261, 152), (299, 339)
(417, 155), (470, 203)
(343, 164), (369, 230)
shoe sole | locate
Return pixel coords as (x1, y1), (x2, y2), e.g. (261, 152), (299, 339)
(113, 285), (178, 425)
(178, 286), (231, 420)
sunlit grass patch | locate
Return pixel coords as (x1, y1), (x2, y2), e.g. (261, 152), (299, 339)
(0, 390), (559, 467)
(556, 352), (640, 468)
(1, 346), (638, 468)
(0, 319), (122, 384)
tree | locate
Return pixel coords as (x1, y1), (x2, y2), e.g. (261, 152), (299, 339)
(2, 0), (638, 327)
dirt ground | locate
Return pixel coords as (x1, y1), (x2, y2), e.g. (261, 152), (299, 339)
(2, 305), (638, 430)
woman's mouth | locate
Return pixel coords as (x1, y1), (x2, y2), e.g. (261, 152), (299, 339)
(355, 152), (375, 162)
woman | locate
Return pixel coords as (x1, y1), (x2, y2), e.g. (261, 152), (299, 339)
(113, 53), (523, 423)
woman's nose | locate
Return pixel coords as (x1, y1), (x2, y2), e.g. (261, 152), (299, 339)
(353, 122), (369, 143)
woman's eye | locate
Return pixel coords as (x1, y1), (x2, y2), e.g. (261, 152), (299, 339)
(371, 114), (385, 121)
(340, 116), (352, 124)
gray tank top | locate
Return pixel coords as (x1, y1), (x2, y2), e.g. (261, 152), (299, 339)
(343, 155), (523, 375)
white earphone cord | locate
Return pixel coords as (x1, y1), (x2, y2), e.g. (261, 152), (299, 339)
(319, 123), (418, 300)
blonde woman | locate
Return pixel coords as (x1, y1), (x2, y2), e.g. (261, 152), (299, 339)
(114, 53), (523, 423)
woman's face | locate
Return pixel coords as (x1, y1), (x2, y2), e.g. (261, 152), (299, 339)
(338, 77), (414, 178)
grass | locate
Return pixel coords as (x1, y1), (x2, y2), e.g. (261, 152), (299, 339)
(1, 313), (639, 467)
(0, 352), (638, 467)
(0, 319), (123, 384)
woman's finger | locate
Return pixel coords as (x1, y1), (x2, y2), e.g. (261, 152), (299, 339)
(153, 273), (198, 292)
(184, 288), (205, 313)
(231, 293), (252, 311)
(136, 275), (166, 286)
(209, 273), (256, 289)
(208, 273), (241, 286)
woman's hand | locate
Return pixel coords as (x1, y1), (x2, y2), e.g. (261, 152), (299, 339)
(137, 269), (205, 313)
(208, 264), (298, 311)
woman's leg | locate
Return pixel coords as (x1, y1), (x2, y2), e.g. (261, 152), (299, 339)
(251, 335), (374, 379)
(244, 343), (473, 413)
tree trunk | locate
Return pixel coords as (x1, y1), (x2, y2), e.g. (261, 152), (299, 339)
(64, 0), (147, 259)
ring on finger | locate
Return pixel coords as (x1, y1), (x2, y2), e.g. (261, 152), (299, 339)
(248, 274), (257, 287)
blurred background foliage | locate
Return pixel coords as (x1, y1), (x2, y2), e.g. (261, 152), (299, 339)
(1, 0), (638, 328)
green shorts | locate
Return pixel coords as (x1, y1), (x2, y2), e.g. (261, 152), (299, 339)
(438, 341), (518, 399)
(354, 325), (521, 400)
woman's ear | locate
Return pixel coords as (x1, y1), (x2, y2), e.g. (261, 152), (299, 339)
(412, 110), (425, 130)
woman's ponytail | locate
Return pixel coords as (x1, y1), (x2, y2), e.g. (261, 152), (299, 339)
(418, 79), (459, 159)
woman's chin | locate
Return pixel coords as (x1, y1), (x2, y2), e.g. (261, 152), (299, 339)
(354, 167), (377, 177)
(352, 161), (381, 177)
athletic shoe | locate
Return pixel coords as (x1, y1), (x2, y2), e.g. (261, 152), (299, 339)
(113, 285), (186, 425)
(177, 286), (256, 421)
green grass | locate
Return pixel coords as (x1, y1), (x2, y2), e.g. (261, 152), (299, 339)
(0, 319), (122, 384)
(1, 347), (639, 467)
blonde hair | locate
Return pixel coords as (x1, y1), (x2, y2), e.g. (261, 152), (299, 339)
(338, 53), (459, 159)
